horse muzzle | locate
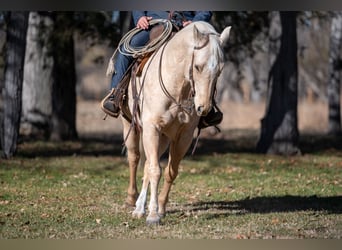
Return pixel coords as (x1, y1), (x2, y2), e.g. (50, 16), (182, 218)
(196, 105), (210, 116)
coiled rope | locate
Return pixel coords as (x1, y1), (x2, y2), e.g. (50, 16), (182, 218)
(106, 19), (173, 77)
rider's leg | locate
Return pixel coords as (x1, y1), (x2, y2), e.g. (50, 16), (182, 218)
(101, 30), (150, 117)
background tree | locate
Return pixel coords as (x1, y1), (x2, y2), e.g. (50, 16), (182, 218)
(50, 12), (78, 141)
(21, 12), (54, 139)
(19, 11), (119, 141)
(212, 12), (270, 104)
(327, 11), (342, 135)
(1, 11), (28, 158)
(256, 11), (300, 155)
(51, 12), (119, 140)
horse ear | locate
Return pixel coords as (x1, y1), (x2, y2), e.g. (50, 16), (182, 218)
(220, 26), (231, 45)
(193, 24), (208, 45)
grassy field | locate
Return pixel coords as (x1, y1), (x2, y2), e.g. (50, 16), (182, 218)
(0, 130), (341, 239)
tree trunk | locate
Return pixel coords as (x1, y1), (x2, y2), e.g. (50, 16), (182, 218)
(327, 11), (342, 135)
(21, 12), (54, 139)
(1, 12), (28, 158)
(256, 11), (301, 155)
(50, 12), (78, 141)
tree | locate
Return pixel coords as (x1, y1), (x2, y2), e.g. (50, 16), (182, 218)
(20, 12), (78, 141)
(19, 11), (119, 141)
(50, 12), (78, 141)
(256, 12), (301, 155)
(1, 12), (28, 158)
(212, 12), (270, 103)
(327, 11), (342, 135)
(21, 12), (54, 139)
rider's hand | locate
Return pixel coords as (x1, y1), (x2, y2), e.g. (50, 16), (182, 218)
(137, 16), (152, 30)
(182, 20), (192, 27)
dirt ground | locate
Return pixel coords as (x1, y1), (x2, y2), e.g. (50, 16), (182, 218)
(76, 99), (329, 138)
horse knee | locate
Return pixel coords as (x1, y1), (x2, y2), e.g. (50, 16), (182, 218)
(128, 153), (140, 165)
(147, 165), (161, 179)
(164, 168), (178, 183)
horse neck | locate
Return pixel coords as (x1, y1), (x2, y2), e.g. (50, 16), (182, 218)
(162, 32), (194, 100)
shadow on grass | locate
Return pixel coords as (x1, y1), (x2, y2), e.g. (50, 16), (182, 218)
(299, 133), (342, 155)
(14, 130), (342, 158)
(16, 134), (125, 158)
(192, 130), (342, 156)
(171, 195), (342, 217)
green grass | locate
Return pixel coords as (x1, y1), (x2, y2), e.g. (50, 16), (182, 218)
(0, 131), (341, 239)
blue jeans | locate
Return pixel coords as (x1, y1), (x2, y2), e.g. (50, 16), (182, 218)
(110, 29), (150, 89)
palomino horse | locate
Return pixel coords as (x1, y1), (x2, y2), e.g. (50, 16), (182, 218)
(122, 21), (231, 224)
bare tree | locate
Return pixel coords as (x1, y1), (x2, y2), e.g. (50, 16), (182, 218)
(1, 12), (28, 158)
(21, 12), (54, 139)
(50, 12), (78, 141)
(257, 12), (301, 155)
(327, 11), (342, 135)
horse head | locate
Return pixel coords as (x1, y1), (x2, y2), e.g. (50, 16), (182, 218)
(190, 22), (231, 116)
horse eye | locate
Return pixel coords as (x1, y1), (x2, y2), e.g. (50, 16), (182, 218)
(195, 65), (203, 72)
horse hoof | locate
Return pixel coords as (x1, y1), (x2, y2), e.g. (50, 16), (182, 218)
(132, 210), (145, 219)
(146, 215), (161, 225)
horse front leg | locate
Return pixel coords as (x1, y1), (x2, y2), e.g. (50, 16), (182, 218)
(158, 128), (195, 217)
(122, 118), (140, 207)
(133, 134), (169, 220)
(142, 125), (162, 225)
(132, 159), (149, 218)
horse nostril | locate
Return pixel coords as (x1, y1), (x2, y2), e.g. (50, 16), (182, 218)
(197, 106), (204, 116)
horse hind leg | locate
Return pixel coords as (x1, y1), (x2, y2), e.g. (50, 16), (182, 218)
(122, 118), (140, 207)
(126, 150), (140, 207)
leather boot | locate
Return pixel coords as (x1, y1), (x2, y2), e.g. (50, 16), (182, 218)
(100, 88), (120, 118)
